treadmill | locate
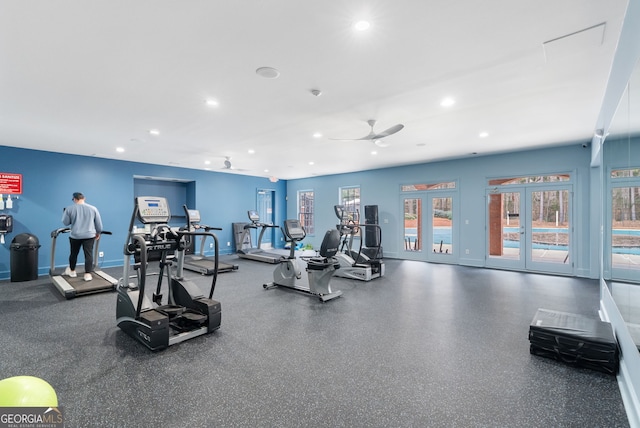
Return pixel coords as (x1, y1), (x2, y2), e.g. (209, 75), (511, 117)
(50, 228), (118, 299)
(233, 210), (282, 264)
(182, 206), (238, 274)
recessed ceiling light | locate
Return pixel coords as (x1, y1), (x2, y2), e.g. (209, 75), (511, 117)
(354, 20), (371, 31)
(205, 99), (219, 107)
(264, 169), (269, 173)
(116, 147), (125, 153)
(313, 132), (322, 138)
(248, 149), (255, 154)
(371, 151), (377, 155)
(149, 129), (160, 136)
(256, 66), (280, 79)
(204, 160), (211, 165)
(479, 132), (489, 138)
(308, 161), (315, 165)
(440, 97), (455, 107)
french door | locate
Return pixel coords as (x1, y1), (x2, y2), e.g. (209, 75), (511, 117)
(486, 185), (573, 275)
(402, 192), (457, 262)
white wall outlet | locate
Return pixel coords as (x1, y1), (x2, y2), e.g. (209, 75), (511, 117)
(227, 242), (231, 246)
(209, 243), (214, 248)
(99, 251), (104, 257)
(465, 249), (470, 254)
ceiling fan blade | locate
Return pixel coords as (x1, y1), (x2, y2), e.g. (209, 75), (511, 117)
(373, 124), (404, 139)
(331, 121), (403, 141)
(329, 136), (375, 141)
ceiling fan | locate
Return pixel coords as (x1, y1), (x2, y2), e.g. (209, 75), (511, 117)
(220, 156), (248, 171)
(332, 119), (404, 147)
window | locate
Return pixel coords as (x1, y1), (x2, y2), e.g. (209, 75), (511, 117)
(488, 175), (570, 186)
(339, 186), (361, 222)
(401, 181), (456, 192)
(610, 168), (640, 272)
(298, 190), (314, 235)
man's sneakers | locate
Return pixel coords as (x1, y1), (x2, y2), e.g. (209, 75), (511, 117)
(64, 267), (91, 281)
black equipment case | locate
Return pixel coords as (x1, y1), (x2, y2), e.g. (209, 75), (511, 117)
(528, 308), (619, 375)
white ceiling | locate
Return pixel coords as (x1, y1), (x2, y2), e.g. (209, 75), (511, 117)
(0, 1), (630, 180)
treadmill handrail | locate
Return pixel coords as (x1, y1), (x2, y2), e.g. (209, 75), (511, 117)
(197, 229), (221, 257)
(51, 227), (70, 238)
(179, 230), (219, 299)
(50, 227), (113, 275)
(50, 227), (70, 275)
(256, 223), (280, 250)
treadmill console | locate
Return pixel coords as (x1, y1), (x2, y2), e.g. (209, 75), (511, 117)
(248, 210), (260, 223)
(187, 209), (201, 224)
(136, 196), (171, 224)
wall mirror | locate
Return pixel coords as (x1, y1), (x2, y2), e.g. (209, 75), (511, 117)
(605, 56), (640, 347)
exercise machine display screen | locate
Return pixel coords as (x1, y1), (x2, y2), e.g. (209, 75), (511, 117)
(248, 210), (260, 222)
(284, 219), (305, 240)
(136, 196), (170, 224)
(187, 209), (201, 223)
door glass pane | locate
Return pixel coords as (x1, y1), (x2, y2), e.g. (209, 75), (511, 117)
(612, 186), (640, 270)
(257, 190), (273, 246)
(432, 197), (453, 254)
(488, 192), (520, 260)
(530, 190), (569, 264)
(404, 198), (421, 252)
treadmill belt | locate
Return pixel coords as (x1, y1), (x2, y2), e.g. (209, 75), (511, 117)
(66, 276), (115, 294)
(185, 258), (237, 273)
(528, 308), (619, 375)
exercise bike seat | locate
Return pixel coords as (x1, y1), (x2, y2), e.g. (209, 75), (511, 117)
(306, 229), (341, 270)
(306, 258), (340, 270)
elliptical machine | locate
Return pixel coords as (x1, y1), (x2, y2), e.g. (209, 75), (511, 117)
(333, 205), (385, 281)
(263, 219), (342, 302)
(116, 196), (221, 351)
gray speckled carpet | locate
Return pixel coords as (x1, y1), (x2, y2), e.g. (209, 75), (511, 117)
(0, 257), (629, 427)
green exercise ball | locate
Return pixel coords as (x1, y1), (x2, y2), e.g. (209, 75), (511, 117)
(0, 376), (58, 407)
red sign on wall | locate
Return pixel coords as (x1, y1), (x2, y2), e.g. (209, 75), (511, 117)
(0, 173), (22, 194)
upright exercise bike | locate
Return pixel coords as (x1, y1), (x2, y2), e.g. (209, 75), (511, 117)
(263, 219), (342, 302)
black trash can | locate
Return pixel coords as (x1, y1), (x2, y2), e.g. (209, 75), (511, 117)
(10, 233), (41, 282)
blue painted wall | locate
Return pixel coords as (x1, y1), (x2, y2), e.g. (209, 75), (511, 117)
(287, 143), (597, 277)
(3, 141), (630, 281)
(0, 146), (286, 280)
